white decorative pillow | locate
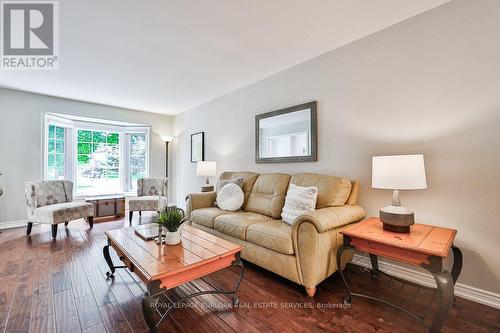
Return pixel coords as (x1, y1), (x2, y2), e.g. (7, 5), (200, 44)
(281, 184), (318, 225)
(217, 183), (244, 211)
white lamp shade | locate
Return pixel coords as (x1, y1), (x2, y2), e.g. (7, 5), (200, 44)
(160, 135), (174, 142)
(196, 161), (216, 176)
(372, 154), (427, 190)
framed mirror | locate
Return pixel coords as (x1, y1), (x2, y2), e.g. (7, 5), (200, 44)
(255, 101), (317, 163)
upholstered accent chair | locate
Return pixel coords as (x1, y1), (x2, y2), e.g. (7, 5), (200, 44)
(25, 180), (94, 239)
(128, 178), (168, 223)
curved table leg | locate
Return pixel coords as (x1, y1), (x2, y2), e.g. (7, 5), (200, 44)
(143, 255), (245, 331)
(429, 271), (454, 333)
(336, 244), (353, 305)
(369, 254), (380, 278)
(103, 240), (127, 279)
(142, 294), (160, 333)
(451, 245), (463, 284)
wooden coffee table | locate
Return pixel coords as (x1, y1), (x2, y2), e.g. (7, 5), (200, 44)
(102, 224), (243, 332)
(337, 217), (462, 333)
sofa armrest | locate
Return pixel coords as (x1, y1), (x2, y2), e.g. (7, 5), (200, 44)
(291, 204), (365, 292)
(292, 204), (366, 234)
(185, 191), (217, 219)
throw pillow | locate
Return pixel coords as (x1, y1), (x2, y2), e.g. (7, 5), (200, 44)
(281, 184), (318, 225)
(217, 178), (244, 193)
(217, 183), (244, 211)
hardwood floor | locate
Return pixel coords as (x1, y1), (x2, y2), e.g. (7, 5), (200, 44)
(0, 213), (498, 333)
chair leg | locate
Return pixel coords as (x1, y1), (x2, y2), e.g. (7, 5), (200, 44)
(27, 222), (33, 235)
(51, 224), (58, 239)
(129, 211), (133, 223)
(64, 222), (69, 227)
(139, 211), (142, 217)
(88, 216), (94, 228)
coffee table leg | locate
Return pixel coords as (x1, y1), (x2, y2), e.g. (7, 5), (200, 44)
(142, 292), (160, 333)
(336, 244), (353, 305)
(103, 239), (126, 279)
(143, 255), (245, 331)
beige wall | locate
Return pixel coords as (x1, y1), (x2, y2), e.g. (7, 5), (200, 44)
(172, 0), (500, 293)
(0, 88), (173, 223)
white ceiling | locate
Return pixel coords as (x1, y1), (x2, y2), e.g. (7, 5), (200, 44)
(0, 0), (449, 115)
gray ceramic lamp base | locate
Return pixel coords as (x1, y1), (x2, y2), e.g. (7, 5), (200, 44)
(379, 189), (415, 233)
(380, 209), (415, 233)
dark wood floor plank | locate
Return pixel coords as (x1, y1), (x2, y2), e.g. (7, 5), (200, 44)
(82, 321), (107, 333)
(99, 302), (133, 333)
(75, 294), (103, 329)
(29, 314), (55, 333)
(53, 289), (80, 333)
(4, 241), (37, 333)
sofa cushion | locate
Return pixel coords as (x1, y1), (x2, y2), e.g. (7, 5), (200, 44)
(218, 172), (259, 208)
(245, 173), (291, 218)
(129, 196), (167, 211)
(32, 201), (94, 224)
(246, 220), (294, 255)
(290, 173), (352, 208)
(191, 207), (230, 228)
(214, 212), (271, 240)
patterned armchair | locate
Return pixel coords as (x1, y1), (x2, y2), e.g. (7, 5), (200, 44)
(25, 180), (94, 238)
(128, 178), (168, 222)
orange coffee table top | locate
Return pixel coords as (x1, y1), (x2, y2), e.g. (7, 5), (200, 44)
(341, 217), (457, 258)
(106, 224), (242, 289)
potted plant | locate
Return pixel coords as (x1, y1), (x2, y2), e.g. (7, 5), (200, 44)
(156, 206), (186, 245)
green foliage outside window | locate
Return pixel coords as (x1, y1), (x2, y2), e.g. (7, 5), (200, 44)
(76, 129), (120, 180)
(93, 131), (107, 143)
(107, 133), (119, 144)
(78, 130), (92, 142)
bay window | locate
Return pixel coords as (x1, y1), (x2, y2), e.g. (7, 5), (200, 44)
(44, 114), (150, 196)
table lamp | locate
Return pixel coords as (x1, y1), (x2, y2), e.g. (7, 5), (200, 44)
(196, 161), (216, 192)
(372, 154), (427, 232)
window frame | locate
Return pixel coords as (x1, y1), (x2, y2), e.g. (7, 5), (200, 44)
(123, 128), (151, 193)
(43, 113), (151, 197)
(43, 115), (73, 181)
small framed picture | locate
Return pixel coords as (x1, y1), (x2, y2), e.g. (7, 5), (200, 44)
(191, 132), (204, 163)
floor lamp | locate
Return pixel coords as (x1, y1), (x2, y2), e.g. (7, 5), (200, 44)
(161, 136), (173, 178)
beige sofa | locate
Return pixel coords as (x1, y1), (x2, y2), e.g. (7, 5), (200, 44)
(186, 172), (366, 296)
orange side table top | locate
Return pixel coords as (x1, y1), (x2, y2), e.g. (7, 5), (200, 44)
(337, 217), (462, 333)
(341, 217), (457, 266)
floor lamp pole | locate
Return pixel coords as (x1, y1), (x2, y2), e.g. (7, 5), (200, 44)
(165, 141), (169, 178)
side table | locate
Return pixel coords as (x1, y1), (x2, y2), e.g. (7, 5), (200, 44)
(337, 217), (462, 333)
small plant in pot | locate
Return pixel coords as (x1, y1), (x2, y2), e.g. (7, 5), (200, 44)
(156, 206), (186, 245)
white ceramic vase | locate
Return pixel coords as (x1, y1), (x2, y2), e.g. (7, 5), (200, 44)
(164, 230), (181, 245)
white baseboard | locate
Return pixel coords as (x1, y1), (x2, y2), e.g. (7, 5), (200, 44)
(0, 219), (28, 230)
(352, 254), (500, 309)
